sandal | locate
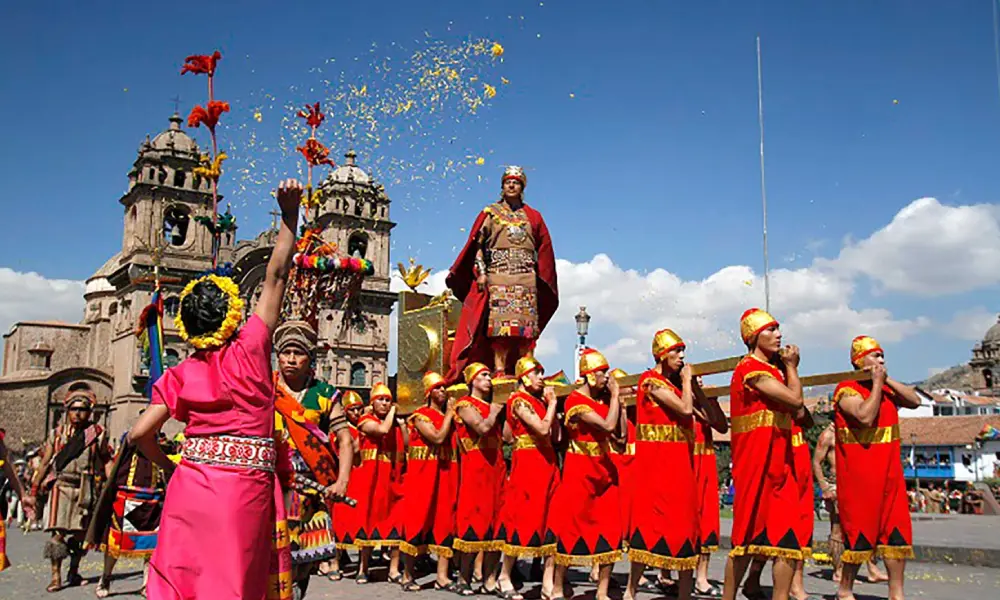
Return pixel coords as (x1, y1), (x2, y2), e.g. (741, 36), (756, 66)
(68, 574), (89, 587)
(47, 581), (62, 593)
(476, 584), (498, 596)
(695, 584), (723, 598)
(326, 570), (343, 581)
(95, 580), (111, 598)
(402, 581), (422, 592)
(496, 588), (524, 600)
(457, 582), (477, 596)
(435, 581), (461, 592)
(388, 573), (403, 585)
(638, 580), (662, 594)
(356, 574), (370, 585)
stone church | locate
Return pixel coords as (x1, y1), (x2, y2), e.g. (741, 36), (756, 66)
(0, 114), (395, 451)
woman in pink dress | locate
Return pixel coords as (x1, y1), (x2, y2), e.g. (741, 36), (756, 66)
(128, 179), (304, 600)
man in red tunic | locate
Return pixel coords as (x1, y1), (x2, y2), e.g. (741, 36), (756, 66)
(723, 309), (808, 600)
(833, 336), (919, 600)
(446, 166), (559, 380)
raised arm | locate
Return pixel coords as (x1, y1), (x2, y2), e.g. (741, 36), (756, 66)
(513, 388), (558, 438)
(254, 179), (302, 332)
(886, 377), (921, 409)
(358, 406), (398, 438)
(414, 410), (456, 446)
(750, 346), (804, 412)
(693, 378), (728, 434)
(458, 401), (503, 437)
(127, 404), (176, 474)
(575, 378), (621, 433)
(647, 365), (694, 417)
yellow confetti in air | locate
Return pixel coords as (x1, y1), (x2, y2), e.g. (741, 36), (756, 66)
(253, 111), (263, 122)
(123, 87), (129, 92)
(501, 77), (510, 85)
(491, 42), (504, 58)
(569, 93), (575, 98)
(743, 280), (753, 286)
(358, 85), (368, 96)
(892, 99), (899, 105)
(484, 83), (497, 99)
(475, 157), (485, 165)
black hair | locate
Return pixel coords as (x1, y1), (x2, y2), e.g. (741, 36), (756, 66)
(179, 280), (229, 337)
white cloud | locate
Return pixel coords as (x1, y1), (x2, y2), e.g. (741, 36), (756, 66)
(943, 306), (998, 341)
(0, 268), (85, 337)
(825, 198), (1000, 295)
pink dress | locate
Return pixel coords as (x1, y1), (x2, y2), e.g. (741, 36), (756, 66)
(148, 315), (288, 600)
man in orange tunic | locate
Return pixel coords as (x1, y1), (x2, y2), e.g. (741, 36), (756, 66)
(723, 309), (808, 600)
(692, 375), (728, 597)
(453, 363), (506, 595)
(833, 336), (919, 600)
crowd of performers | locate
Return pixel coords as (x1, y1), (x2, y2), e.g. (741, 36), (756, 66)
(0, 177), (920, 600)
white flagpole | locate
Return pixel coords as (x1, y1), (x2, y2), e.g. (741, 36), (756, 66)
(756, 35), (771, 313)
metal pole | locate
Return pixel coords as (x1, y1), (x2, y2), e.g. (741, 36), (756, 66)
(756, 35), (771, 313)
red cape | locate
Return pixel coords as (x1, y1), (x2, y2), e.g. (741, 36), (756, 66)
(445, 203), (558, 382)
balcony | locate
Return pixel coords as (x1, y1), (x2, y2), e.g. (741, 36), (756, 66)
(903, 465), (955, 479)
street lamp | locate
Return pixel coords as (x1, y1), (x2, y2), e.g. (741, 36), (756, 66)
(574, 306), (591, 381)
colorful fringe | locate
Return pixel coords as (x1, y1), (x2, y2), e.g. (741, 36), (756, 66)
(554, 549), (623, 567)
(453, 538), (505, 553)
(501, 542), (556, 559)
(729, 544), (805, 562)
(628, 548), (699, 570)
(268, 515), (294, 600)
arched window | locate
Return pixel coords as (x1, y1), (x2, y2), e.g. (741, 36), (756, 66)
(164, 296), (180, 317)
(173, 168), (186, 188)
(165, 349), (180, 368)
(108, 302), (118, 316)
(354, 200), (364, 217)
(348, 232), (368, 259)
(350, 362), (367, 387)
(984, 369), (994, 389)
(164, 206), (190, 246)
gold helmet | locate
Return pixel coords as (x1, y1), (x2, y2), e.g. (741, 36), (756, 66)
(740, 308), (778, 345)
(423, 371), (447, 397)
(850, 335), (883, 369)
(370, 382), (393, 401)
(515, 355), (543, 387)
(463, 362), (490, 385)
(502, 165), (527, 188)
(341, 390), (364, 410)
(579, 348), (609, 387)
(652, 329), (685, 360)
(609, 367), (628, 379)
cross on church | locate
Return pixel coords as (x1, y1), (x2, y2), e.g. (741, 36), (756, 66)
(170, 95), (182, 114)
(269, 210), (282, 231)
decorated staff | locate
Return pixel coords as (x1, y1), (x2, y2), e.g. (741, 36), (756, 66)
(624, 330), (699, 600)
(452, 363), (506, 594)
(833, 336), (920, 600)
(722, 309), (807, 600)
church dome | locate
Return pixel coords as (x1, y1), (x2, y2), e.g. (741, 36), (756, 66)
(984, 315), (1000, 345)
(325, 149), (370, 185)
(148, 113), (200, 156)
(85, 252), (121, 296)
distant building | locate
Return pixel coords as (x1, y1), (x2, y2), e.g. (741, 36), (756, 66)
(970, 314), (1000, 395)
(899, 415), (1000, 483)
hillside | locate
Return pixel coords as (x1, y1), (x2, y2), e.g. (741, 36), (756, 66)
(921, 363), (975, 391)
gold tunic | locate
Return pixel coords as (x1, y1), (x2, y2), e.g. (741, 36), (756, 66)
(479, 201), (539, 339)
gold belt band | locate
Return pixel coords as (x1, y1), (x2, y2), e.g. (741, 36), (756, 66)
(512, 434), (552, 452)
(458, 436), (501, 453)
(791, 432), (805, 447)
(731, 409), (792, 435)
(567, 439), (611, 457)
(837, 424), (900, 445)
(692, 442), (715, 456)
(406, 446), (454, 461)
(636, 423), (694, 443)
(360, 448), (399, 463)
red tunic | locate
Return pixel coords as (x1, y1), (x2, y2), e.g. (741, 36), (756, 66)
(613, 418), (637, 546)
(728, 355), (805, 560)
(332, 423), (361, 549)
(397, 406), (458, 558)
(628, 370), (698, 570)
(352, 414), (405, 547)
(548, 391), (622, 566)
(792, 423), (815, 557)
(445, 204), (559, 382)
(693, 418), (721, 553)
(833, 380), (913, 563)
(453, 396), (506, 553)
(498, 390), (558, 558)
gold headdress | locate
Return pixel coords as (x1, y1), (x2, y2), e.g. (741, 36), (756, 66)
(850, 335), (883, 368)
(652, 329), (685, 360)
(463, 362), (491, 385)
(422, 371), (447, 398)
(175, 273), (245, 350)
(341, 390), (364, 409)
(515, 355), (543, 387)
(740, 308), (778, 345)
(502, 165), (527, 188)
(579, 348), (609, 387)
(371, 382), (393, 401)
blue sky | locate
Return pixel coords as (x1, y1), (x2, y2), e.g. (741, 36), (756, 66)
(2, 0), (1000, 384)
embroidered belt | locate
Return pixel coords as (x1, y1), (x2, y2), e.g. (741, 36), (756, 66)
(791, 432), (806, 448)
(567, 439), (612, 457)
(458, 436), (501, 453)
(636, 423), (694, 443)
(360, 448), (400, 463)
(485, 248), (535, 275)
(182, 434), (276, 472)
(512, 434), (552, 452)
(837, 424), (900, 445)
(731, 409), (792, 435)
(406, 446), (455, 461)
(692, 442), (715, 456)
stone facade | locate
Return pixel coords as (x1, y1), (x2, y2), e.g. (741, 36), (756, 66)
(971, 314), (1000, 395)
(0, 117), (394, 450)
(233, 150), (396, 399)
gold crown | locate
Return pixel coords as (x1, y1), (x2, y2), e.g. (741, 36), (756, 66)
(502, 165), (527, 187)
(609, 367), (628, 379)
(850, 335), (883, 368)
(423, 371), (447, 396)
(579, 348), (609, 376)
(370, 382), (392, 401)
(652, 329), (685, 359)
(740, 308), (778, 344)
(515, 356), (543, 381)
(341, 390), (363, 409)
(463, 362), (490, 385)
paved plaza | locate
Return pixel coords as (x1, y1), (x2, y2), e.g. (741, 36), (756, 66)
(3, 526), (1000, 600)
